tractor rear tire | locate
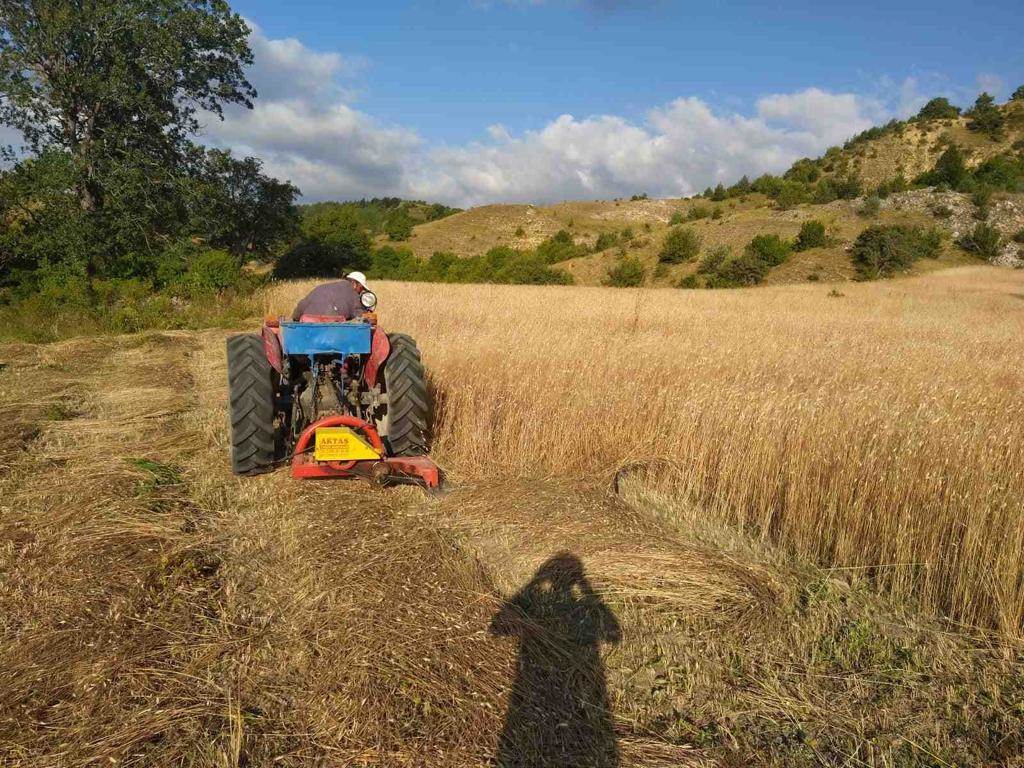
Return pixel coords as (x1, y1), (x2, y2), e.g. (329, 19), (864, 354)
(227, 333), (277, 475)
(384, 333), (430, 457)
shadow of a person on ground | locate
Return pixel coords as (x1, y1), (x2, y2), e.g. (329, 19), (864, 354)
(490, 552), (622, 767)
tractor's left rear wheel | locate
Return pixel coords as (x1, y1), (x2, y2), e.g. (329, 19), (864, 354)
(227, 334), (277, 475)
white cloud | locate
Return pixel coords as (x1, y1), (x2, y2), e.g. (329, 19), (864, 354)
(406, 90), (879, 206)
(201, 26), (888, 207)
(200, 24), (420, 200)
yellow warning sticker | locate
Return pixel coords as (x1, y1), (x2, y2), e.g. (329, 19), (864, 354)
(314, 427), (381, 461)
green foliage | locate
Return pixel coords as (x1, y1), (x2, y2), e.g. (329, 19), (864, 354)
(368, 246), (572, 286)
(178, 249), (243, 296)
(959, 222), (1003, 259)
(972, 187), (993, 219)
(851, 225), (943, 279)
(972, 153), (1024, 192)
(593, 231), (620, 251)
(676, 274), (700, 289)
(710, 184), (727, 201)
(794, 221), (827, 251)
(785, 158), (821, 184)
(706, 253), (769, 288)
(697, 245), (731, 274)
(669, 210), (685, 225)
(604, 257), (645, 287)
(917, 145), (970, 190)
(658, 227), (702, 264)
(385, 211), (414, 241)
(536, 230), (587, 263)
(844, 119), (905, 149)
(0, 3), (301, 298)
(1012, 85), (1024, 102)
(915, 97), (961, 121)
(515, 226), (526, 237)
(746, 234), (791, 266)
(710, 207), (724, 220)
(967, 92), (1005, 139)
(274, 229), (372, 280)
(874, 175), (908, 198)
(630, 193), (649, 201)
(776, 181), (811, 209)
(858, 195), (882, 218)
(188, 149), (299, 255)
(1013, 228), (1024, 245)
(686, 204), (711, 220)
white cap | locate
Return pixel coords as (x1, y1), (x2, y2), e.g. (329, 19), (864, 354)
(345, 271), (368, 289)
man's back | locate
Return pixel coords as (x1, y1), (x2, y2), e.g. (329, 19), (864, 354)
(292, 281), (363, 321)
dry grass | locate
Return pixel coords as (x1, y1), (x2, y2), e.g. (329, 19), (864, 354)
(268, 266), (1024, 636)
(378, 191), (979, 288)
(3, 266), (1024, 766)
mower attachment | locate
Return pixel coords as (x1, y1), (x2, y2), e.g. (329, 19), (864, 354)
(290, 415), (441, 489)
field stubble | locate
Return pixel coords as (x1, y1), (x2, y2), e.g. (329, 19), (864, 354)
(270, 267), (1024, 636)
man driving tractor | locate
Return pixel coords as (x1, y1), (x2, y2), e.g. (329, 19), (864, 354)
(291, 271), (372, 321)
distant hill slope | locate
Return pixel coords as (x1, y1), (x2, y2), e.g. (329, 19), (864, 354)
(806, 101), (1024, 190)
(370, 100), (1023, 287)
(391, 194), (982, 287)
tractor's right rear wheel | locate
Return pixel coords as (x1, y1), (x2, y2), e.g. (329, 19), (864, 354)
(383, 333), (430, 457)
(227, 333), (277, 475)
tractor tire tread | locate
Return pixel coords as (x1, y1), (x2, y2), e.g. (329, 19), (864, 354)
(384, 333), (430, 456)
(226, 333), (277, 475)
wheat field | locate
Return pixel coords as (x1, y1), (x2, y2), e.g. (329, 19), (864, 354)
(267, 266), (1024, 636)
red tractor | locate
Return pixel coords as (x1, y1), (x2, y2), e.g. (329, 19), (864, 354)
(225, 295), (439, 489)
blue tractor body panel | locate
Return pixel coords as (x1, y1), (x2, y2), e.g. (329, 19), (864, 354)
(280, 321), (373, 357)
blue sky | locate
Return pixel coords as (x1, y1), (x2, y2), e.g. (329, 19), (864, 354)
(203, 0), (1022, 205)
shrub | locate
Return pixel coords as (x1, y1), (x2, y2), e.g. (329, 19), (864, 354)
(658, 227), (702, 264)
(746, 234), (791, 266)
(794, 221), (827, 251)
(918, 145), (969, 190)
(851, 225), (943, 279)
(711, 207), (724, 220)
(676, 274), (700, 289)
(707, 253), (769, 287)
(967, 92), (1004, 139)
(697, 245), (731, 274)
(960, 222), (1002, 259)
(179, 248), (242, 296)
(630, 193), (649, 201)
(687, 204), (711, 220)
(931, 204), (954, 219)
(711, 184), (727, 201)
(514, 226), (525, 237)
(858, 195), (882, 218)
(1013, 228), (1024, 244)
(593, 231), (620, 252)
(669, 210), (685, 225)
(972, 187), (993, 220)
(536, 230), (586, 264)
(776, 181), (811, 210)
(916, 97), (961, 121)
(274, 235), (371, 279)
(604, 257), (645, 287)
(1013, 85), (1024, 102)
(385, 212), (414, 241)
(972, 153), (1024, 192)
(874, 175), (908, 198)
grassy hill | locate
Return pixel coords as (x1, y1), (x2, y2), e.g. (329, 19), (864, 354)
(373, 99), (1024, 288)
(385, 192), (986, 287)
